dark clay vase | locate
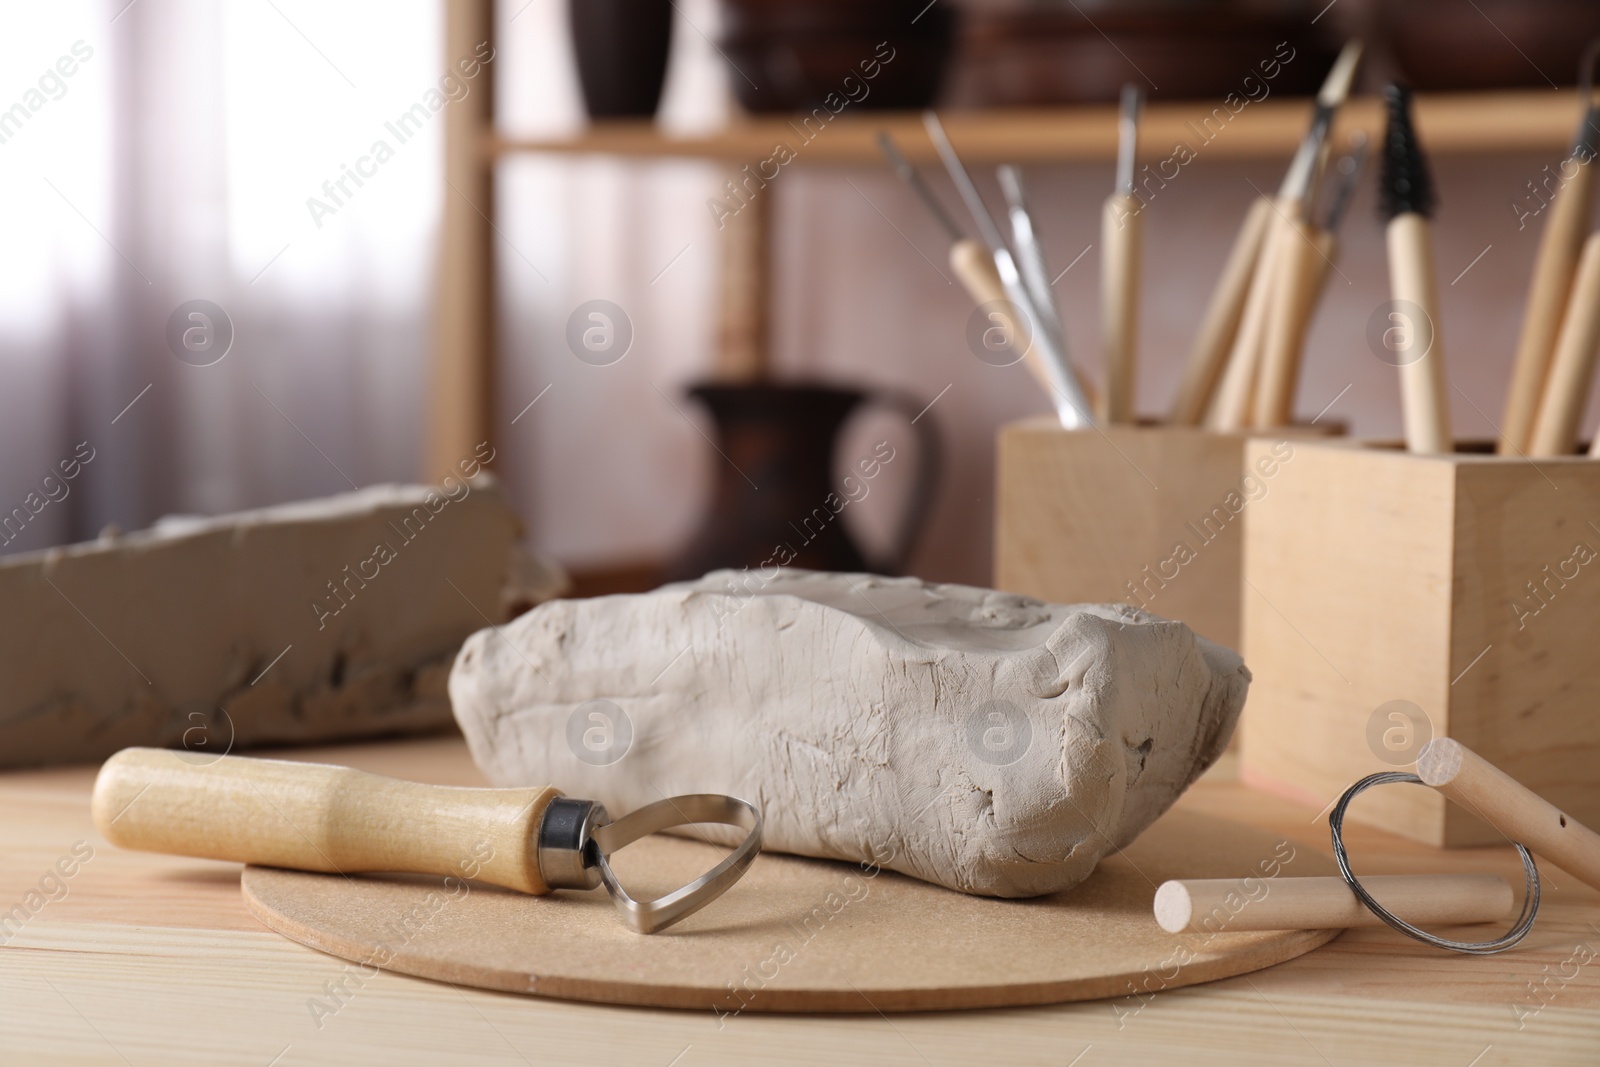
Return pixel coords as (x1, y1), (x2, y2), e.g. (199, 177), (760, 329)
(666, 382), (941, 581)
(568, 0), (674, 118)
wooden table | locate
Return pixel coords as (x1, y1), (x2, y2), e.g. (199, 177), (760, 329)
(2, 735), (1596, 1066)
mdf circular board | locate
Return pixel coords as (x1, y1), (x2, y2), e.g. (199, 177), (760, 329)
(242, 809), (1339, 1013)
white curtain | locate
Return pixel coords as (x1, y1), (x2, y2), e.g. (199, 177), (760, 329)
(0, 0), (439, 556)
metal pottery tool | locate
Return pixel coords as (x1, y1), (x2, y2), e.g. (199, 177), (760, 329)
(876, 133), (1098, 416)
(997, 163), (1069, 389)
(1158, 737), (1600, 952)
(1321, 738), (1600, 955)
(91, 748), (762, 934)
(922, 110), (1095, 429)
(876, 130), (1033, 392)
(1316, 132), (1371, 238)
(875, 130), (966, 245)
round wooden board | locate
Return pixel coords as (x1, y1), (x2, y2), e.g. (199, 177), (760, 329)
(242, 809), (1340, 1013)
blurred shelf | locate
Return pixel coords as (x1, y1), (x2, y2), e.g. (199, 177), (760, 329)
(489, 89), (1580, 165)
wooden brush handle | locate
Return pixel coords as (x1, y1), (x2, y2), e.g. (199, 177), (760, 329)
(1501, 154), (1597, 455)
(1531, 232), (1600, 456)
(1171, 196), (1273, 425)
(91, 748), (561, 894)
(1101, 193), (1143, 423)
(1253, 222), (1334, 428)
(1155, 874), (1512, 934)
(1387, 213), (1453, 454)
(1418, 738), (1600, 893)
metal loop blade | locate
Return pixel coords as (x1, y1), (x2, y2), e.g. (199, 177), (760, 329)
(590, 794), (762, 934)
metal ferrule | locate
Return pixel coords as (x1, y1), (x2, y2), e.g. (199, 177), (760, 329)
(536, 796), (609, 891)
(1116, 83), (1143, 196)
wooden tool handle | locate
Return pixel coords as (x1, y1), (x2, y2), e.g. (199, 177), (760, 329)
(950, 239), (1099, 414)
(1101, 192), (1143, 423)
(91, 748), (561, 894)
(950, 238), (1049, 398)
(1253, 222), (1334, 428)
(1171, 196), (1273, 424)
(1417, 738), (1600, 892)
(1531, 232), (1600, 456)
(1501, 154), (1597, 455)
(949, 237), (1008, 309)
(1154, 873), (1512, 934)
(1386, 214), (1453, 453)
(1206, 205), (1291, 431)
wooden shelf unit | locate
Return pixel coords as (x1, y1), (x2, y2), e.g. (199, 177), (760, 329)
(428, 1), (1584, 536)
(488, 89), (1581, 165)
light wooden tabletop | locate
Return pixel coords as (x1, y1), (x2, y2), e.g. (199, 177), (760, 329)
(1, 734), (1596, 1066)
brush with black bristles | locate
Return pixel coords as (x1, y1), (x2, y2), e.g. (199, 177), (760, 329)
(1381, 83), (1452, 454)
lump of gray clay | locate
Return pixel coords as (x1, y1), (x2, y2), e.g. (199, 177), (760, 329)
(0, 476), (563, 768)
(449, 569), (1249, 898)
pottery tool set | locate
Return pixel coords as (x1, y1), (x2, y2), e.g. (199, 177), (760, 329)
(988, 45), (1368, 656)
(883, 43), (1367, 433)
(895, 39), (1600, 453)
(1234, 46), (1600, 911)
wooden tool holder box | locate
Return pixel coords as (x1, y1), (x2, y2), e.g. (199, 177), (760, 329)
(1239, 437), (1600, 847)
(994, 420), (1316, 651)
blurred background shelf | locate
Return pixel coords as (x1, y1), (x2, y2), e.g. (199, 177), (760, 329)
(430, 0), (1600, 589)
(488, 90), (1581, 164)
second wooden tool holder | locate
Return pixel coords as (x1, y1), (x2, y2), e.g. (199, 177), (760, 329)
(996, 421), (1335, 650)
(1240, 437), (1600, 847)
